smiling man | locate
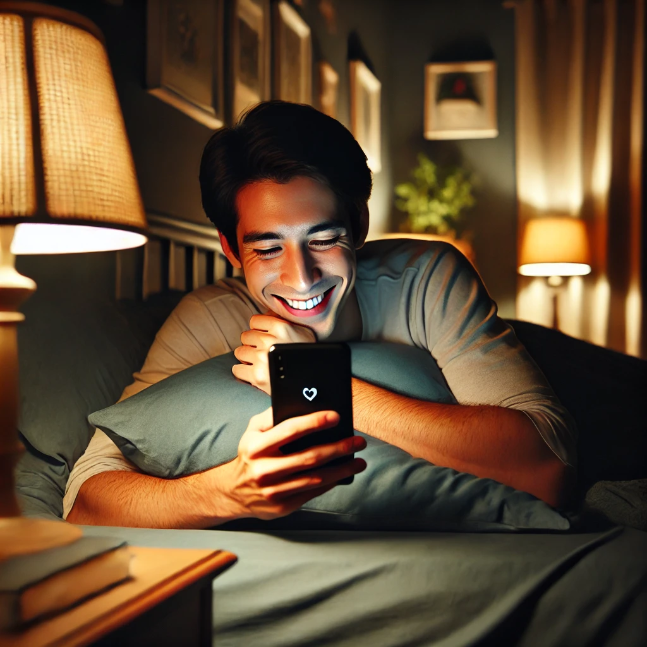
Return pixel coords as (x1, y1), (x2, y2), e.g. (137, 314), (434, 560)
(225, 177), (363, 394)
(66, 102), (576, 528)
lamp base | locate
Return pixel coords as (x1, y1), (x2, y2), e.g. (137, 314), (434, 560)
(1, 226), (36, 517)
(0, 517), (82, 560)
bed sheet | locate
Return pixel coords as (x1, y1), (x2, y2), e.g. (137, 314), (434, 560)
(81, 525), (647, 647)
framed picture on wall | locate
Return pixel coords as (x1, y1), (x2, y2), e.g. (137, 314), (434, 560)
(232, 0), (271, 121)
(350, 60), (381, 173)
(273, 1), (312, 104)
(424, 61), (498, 140)
(318, 62), (339, 118)
(146, 0), (224, 129)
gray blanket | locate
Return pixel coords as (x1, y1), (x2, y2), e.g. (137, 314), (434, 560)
(81, 525), (647, 646)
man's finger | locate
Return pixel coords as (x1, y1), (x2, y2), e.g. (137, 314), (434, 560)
(233, 345), (256, 364)
(232, 362), (254, 384)
(250, 435), (367, 484)
(250, 410), (340, 456)
(240, 329), (275, 349)
(262, 458), (367, 499)
(249, 314), (284, 333)
(247, 407), (274, 432)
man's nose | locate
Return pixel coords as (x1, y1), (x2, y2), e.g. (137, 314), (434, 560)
(280, 246), (321, 293)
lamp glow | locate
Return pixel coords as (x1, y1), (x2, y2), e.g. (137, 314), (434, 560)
(12, 224), (147, 254)
(519, 262), (591, 277)
(518, 217), (591, 277)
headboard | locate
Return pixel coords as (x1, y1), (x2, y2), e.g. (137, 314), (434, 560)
(115, 212), (238, 301)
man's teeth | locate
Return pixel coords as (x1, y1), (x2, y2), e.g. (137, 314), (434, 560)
(285, 293), (324, 310)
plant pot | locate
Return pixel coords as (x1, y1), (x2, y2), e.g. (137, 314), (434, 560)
(377, 233), (475, 265)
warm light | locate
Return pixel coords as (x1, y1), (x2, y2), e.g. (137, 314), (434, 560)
(11, 224), (146, 254)
(519, 217), (591, 277)
(0, 4), (149, 527)
(519, 262), (591, 277)
(0, 5), (147, 243)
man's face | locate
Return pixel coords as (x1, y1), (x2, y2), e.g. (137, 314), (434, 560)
(228, 176), (358, 340)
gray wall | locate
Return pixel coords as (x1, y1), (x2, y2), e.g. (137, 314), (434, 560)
(385, 0), (517, 316)
(19, 0), (518, 317)
(299, 0), (393, 238)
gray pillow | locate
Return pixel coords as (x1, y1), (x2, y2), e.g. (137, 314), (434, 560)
(89, 343), (570, 532)
(17, 294), (149, 518)
(16, 276), (183, 520)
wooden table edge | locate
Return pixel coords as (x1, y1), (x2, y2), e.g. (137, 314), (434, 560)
(5, 546), (238, 647)
(57, 547), (237, 647)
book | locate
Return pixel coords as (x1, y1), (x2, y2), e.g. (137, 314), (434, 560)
(0, 536), (131, 630)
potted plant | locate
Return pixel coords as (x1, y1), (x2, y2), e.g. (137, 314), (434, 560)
(387, 153), (476, 261)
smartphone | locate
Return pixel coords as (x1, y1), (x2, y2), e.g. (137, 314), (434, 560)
(268, 342), (355, 484)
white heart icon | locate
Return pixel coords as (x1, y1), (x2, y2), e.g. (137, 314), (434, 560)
(303, 387), (317, 401)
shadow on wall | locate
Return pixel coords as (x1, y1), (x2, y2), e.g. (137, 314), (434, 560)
(348, 31), (376, 72)
(428, 38), (495, 63)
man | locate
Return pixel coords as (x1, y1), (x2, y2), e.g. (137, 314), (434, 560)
(66, 102), (575, 528)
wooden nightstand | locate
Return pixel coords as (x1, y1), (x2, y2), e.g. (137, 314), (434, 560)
(0, 546), (237, 647)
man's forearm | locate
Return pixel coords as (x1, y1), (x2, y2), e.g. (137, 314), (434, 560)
(66, 463), (241, 529)
(352, 378), (570, 508)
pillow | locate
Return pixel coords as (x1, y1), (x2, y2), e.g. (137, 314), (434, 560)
(15, 251), (183, 520)
(90, 342), (570, 532)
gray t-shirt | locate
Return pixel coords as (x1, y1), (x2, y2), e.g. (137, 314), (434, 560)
(63, 239), (576, 518)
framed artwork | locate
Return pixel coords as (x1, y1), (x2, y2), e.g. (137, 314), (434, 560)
(273, 1), (312, 104)
(349, 60), (381, 173)
(318, 61), (339, 118)
(424, 61), (498, 140)
(231, 0), (271, 121)
(146, 0), (224, 129)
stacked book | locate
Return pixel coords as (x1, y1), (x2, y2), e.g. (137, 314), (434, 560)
(0, 535), (130, 630)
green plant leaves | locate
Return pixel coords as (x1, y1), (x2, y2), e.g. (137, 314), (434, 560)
(394, 153), (476, 237)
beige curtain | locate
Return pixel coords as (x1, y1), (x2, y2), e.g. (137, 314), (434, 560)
(512, 0), (645, 358)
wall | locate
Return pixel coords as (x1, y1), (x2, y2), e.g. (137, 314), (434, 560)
(386, 0), (518, 317)
(18, 0), (517, 317)
(297, 0), (393, 238)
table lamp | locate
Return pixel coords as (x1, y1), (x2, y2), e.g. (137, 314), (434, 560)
(0, 3), (147, 556)
(518, 216), (591, 328)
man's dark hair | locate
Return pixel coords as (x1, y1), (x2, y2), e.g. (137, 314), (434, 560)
(199, 101), (372, 256)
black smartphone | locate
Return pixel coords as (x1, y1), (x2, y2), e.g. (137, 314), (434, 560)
(268, 342), (355, 484)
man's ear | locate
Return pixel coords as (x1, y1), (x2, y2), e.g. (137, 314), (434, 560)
(355, 204), (370, 249)
(218, 232), (242, 269)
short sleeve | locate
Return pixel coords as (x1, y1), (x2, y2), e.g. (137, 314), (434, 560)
(411, 244), (577, 467)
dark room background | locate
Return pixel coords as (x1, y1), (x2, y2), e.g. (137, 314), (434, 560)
(18, 0), (518, 319)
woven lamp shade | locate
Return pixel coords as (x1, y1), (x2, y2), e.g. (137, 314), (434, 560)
(0, 3), (147, 253)
(519, 217), (591, 277)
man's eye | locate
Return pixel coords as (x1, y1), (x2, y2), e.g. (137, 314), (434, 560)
(254, 247), (281, 258)
(310, 236), (341, 249)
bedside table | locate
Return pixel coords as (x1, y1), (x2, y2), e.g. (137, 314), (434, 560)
(0, 546), (237, 647)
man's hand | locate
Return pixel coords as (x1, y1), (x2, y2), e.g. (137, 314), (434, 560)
(68, 406), (366, 529)
(224, 407), (366, 520)
(232, 314), (316, 394)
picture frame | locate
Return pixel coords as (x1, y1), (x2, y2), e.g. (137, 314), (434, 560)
(424, 61), (498, 140)
(349, 60), (381, 173)
(146, 0), (224, 129)
(318, 61), (339, 118)
(273, 1), (312, 104)
(231, 0), (271, 121)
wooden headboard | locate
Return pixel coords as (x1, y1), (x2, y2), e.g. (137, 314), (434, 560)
(115, 212), (238, 301)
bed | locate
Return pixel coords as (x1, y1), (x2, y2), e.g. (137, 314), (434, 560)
(15, 217), (647, 646)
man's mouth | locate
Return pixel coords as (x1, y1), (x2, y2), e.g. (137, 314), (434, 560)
(274, 287), (335, 317)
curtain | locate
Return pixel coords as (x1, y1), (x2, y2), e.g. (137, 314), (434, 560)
(512, 0), (645, 358)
